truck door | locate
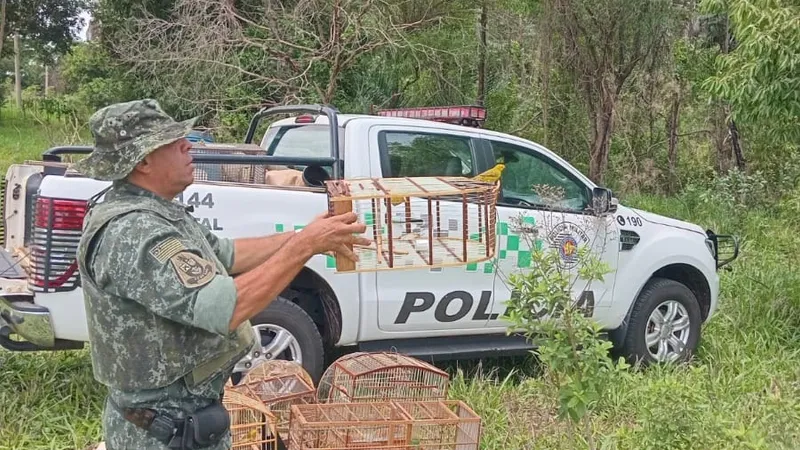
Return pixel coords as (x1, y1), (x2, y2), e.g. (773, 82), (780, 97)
(367, 125), (498, 334)
(477, 136), (621, 331)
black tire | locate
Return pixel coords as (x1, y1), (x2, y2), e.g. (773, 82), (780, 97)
(618, 278), (702, 366)
(239, 296), (325, 384)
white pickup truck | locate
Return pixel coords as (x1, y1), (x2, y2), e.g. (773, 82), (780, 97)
(0, 104), (738, 382)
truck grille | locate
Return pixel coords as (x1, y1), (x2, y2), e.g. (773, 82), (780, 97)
(28, 196), (87, 293)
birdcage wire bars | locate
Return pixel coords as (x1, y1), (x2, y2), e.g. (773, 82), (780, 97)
(287, 402), (413, 450)
(232, 372), (317, 437)
(315, 352), (450, 405)
(325, 176), (499, 273)
(287, 400), (481, 450)
(393, 400), (482, 450)
(223, 388), (279, 450)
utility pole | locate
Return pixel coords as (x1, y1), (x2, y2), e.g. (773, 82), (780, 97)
(14, 32), (21, 109)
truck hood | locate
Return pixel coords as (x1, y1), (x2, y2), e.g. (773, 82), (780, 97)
(629, 208), (706, 236)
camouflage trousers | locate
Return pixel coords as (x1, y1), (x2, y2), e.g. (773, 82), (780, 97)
(101, 398), (232, 450)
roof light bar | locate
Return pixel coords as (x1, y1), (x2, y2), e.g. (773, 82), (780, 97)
(373, 105), (487, 127)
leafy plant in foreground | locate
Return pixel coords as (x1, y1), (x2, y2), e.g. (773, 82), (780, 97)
(498, 190), (629, 449)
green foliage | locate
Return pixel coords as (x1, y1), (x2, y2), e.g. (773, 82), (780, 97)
(21, 41), (143, 129)
(3, 0), (89, 62)
(701, 0), (800, 141)
(500, 209), (629, 445)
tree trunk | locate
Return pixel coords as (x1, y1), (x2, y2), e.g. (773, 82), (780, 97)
(0, 0), (7, 58)
(476, 1), (487, 107)
(712, 104), (731, 173)
(539, 0), (552, 146)
(728, 118), (745, 171)
(666, 91), (681, 194)
(14, 32), (21, 109)
(588, 89), (616, 185)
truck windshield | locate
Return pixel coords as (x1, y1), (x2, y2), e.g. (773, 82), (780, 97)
(260, 125), (340, 159)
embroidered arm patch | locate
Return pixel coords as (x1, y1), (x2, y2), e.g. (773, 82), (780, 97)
(169, 251), (216, 288)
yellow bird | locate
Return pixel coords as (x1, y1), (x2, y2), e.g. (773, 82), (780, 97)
(472, 163), (506, 183)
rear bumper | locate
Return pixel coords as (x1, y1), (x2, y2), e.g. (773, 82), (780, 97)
(0, 295), (56, 347)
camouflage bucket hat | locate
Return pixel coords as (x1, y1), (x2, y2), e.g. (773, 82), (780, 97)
(72, 99), (198, 181)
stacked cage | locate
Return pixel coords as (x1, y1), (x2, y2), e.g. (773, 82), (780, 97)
(393, 401), (482, 450)
(286, 352), (482, 450)
(315, 352), (450, 404)
(223, 388), (279, 450)
(189, 142), (267, 184)
(234, 371), (317, 437)
(287, 402), (413, 449)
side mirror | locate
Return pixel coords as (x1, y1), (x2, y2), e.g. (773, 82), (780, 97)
(591, 187), (617, 215)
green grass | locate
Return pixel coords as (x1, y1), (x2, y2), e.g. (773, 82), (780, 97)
(1, 107), (799, 449)
(0, 106), (91, 175)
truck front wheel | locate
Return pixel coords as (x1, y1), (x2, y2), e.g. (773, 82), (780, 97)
(231, 296), (325, 384)
(618, 278), (702, 366)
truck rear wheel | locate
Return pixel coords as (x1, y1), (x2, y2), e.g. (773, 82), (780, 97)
(231, 296), (325, 384)
(618, 278), (702, 366)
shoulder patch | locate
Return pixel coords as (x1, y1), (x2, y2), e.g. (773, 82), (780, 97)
(149, 237), (187, 263)
(169, 251), (216, 288)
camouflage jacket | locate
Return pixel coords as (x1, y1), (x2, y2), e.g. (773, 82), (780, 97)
(76, 180), (254, 413)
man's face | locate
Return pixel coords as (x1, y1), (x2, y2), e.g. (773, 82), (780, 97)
(138, 138), (195, 195)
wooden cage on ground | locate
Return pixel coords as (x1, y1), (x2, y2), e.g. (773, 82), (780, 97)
(286, 400), (481, 450)
(315, 352), (450, 404)
(223, 389), (279, 450)
(287, 402), (411, 449)
(325, 177), (499, 273)
(393, 400), (482, 450)
(232, 371), (317, 437)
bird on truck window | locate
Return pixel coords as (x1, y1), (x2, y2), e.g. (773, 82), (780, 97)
(472, 163), (505, 184)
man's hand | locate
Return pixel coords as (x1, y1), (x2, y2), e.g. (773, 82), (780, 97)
(297, 211), (372, 262)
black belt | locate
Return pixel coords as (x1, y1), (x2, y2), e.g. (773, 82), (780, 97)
(108, 396), (229, 449)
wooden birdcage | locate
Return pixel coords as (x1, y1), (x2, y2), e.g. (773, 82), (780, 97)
(393, 400), (482, 450)
(233, 371), (317, 437)
(287, 402), (413, 449)
(241, 360), (316, 390)
(223, 388), (279, 450)
(325, 177), (499, 273)
(315, 352), (449, 404)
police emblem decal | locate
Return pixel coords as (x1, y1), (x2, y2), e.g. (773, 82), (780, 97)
(547, 221), (590, 269)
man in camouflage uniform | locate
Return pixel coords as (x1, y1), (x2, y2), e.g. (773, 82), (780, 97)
(73, 99), (369, 450)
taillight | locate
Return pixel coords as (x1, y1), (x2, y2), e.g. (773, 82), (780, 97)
(34, 198), (87, 230)
(29, 196), (87, 292)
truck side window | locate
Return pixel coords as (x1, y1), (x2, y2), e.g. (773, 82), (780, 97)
(489, 140), (589, 212)
(380, 131), (475, 178)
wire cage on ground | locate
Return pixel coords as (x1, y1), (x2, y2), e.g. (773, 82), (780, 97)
(240, 359), (316, 389)
(223, 388), (279, 450)
(287, 402), (413, 450)
(324, 176), (499, 273)
(315, 352), (450, 404)
(393, 400), (482, 450)
(233, 371), (317, 437)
